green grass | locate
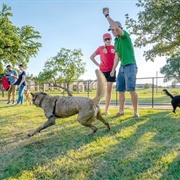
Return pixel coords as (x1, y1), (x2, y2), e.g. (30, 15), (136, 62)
(0, 101), (180, 180)
(39, 87), (180, 103)
(2, 87), (179, 104)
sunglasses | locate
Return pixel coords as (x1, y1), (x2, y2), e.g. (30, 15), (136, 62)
(104, 38), (111, 41)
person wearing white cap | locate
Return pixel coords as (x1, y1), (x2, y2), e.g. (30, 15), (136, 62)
(102, 7), (139, 118)
(90, 33), (116, 115)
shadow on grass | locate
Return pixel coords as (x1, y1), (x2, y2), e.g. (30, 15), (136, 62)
(0, 105), (17, 109)
(0, 107), (111, 179)
(1, 109), (180, 179)
(83, 111), (180, 179)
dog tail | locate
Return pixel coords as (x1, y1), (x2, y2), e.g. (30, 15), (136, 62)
(92, 69), (106, 105)
(163, 89), (173, 99)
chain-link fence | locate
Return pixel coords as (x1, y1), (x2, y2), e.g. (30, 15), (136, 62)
(1, 76), (179, 109)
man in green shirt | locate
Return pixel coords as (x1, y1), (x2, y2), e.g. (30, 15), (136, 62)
(103, 8), (139, 118)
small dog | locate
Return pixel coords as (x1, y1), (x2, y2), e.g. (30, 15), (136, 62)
(163, 89), (180, 113)
(24, 89), (33, 105)
(26, 69), (110, 137)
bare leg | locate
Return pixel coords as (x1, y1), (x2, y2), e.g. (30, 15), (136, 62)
(26, 116), (56, 137)
(119, 91), (125, 114)
(105, 82), (113, 114)
(129, 90), (139, 116)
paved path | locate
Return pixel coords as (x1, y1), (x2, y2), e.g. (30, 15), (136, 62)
(0, 99), (172, 109)
(100, 102), (172, 109)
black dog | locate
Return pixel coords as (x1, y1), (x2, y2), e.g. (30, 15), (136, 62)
(163, 89), (180, 113)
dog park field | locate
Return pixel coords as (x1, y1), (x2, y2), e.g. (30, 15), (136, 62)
(0, 94), (180, 179)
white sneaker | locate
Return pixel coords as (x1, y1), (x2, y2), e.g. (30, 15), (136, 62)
(104, 111), (110, 115)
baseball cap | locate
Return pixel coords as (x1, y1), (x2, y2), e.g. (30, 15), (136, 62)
(103, 33), (112, 40)
(108, 21), (122, 31)
(6, 65), (11, 68)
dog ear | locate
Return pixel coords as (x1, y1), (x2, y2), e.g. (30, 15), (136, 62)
(42, 92), (47, 95)
(31, 93), (35, 99)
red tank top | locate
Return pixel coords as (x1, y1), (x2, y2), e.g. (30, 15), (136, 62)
(95, 45), (115, 72)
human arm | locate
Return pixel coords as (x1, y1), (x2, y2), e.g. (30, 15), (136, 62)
(90, 52), (100, 67)
(103, 8), (124, 36)
(110, 53), (119, 77)
(18, 72), (26, 88)
(10, 73), (18, 79)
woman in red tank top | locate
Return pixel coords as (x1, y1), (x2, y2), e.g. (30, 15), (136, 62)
(90, 33), (116, 115)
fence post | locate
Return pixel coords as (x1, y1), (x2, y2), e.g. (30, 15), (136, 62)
(152, 77), (154, 109)
(116, 89), (118, 106)
(87, 80), (89, 98)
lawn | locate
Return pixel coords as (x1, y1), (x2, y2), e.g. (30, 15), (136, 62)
(2, 87), (179, 104)
(47, 87), (180, 104)
(0, 101), (180, 180)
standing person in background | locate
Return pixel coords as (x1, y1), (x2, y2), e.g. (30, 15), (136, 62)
(5, 65), (18, 105)
(102, 7), (139, 118)
(90, 33), (116, 115)
(14, 64), (27, 105)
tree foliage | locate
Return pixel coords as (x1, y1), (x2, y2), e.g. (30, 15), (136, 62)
(171, 80), (176, 88)
(125, 0), (180, 61)
(35, 48), (86, 96)
(0, 4), (42, 67)
(160, 55), (180, 82)
(0, 62), (4, 74)
(144, 83), (150, 89)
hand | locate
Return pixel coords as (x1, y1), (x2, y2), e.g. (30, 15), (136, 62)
(102, 7), (109, 17)
(110, 70), (115, 77)
(17, 85), (20, 89)
(10, 74), (14, 77)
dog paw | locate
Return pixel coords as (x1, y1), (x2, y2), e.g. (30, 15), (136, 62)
(106, 124), (110, 131)
(86, 132), (94, 136)
(86, 128), (98, 136)
(25, 132), (33, 137)
(107, 128), (111, 131)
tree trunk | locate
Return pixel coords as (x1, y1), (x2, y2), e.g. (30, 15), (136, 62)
(53, 82), (73, 96)
(65, 83), (72, 96)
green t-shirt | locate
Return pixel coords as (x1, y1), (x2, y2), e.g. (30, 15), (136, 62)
(114, 30), (136, 66)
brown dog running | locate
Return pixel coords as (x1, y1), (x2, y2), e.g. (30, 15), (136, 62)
(26, 69), (110, 137)
(24, 89), (33, 105)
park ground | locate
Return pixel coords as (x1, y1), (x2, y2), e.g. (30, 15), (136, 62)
(0, 98), (180, 180)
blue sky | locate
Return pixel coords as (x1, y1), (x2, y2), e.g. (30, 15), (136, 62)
(2, 0), (167, 83)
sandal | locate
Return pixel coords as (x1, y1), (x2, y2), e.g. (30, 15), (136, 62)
(134, 114), (140, 118)
(114, 112), (124, 118)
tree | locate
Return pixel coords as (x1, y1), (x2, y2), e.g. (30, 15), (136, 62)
(35, 48), (86, 96)
(0, 4), (42, 67)
(144, 83), (150, 89)
(171, 80), (176, 88)
(0, 62), (4, 74)
(160, 55), (180, 82)
(125, 0), (180, 61)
